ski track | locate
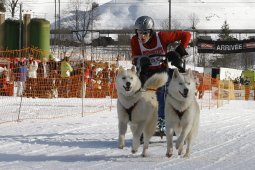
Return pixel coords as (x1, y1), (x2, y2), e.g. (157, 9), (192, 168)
(1, 101), (255, 169)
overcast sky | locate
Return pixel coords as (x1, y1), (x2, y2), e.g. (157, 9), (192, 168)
(6, 0), (255, 30)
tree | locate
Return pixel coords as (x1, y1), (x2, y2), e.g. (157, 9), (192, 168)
(62, 0), (99, 45)
(0, 1), (6, 12)
(242, 52), (255, 69)
(4, 0), (19, 18)
(188, 13), (200, 30)
(160, 18), (183, 30)
(188, 13), (200, 66)
(218, 20), (235, 41)
(206, 20), (241, 68)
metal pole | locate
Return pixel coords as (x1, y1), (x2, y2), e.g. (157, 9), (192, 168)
(193, 29), (195, 66)
(81, 46), (85, 117)
(91, 5), (93, 61)
(169, 0), (171, 30)
(19, 3), (22, 53)
(58, 0), (60, 59)
(55, 0), (56, 45)
(18, 2), (23, 122)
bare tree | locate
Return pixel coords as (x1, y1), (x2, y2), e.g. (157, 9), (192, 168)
(62, 0), (99, 45)
(188, 13), (200, 30)
(4, 0), (19, 18)
(0, 0), (6, 12)
(187, 13), (200, 66)
(160, 18), (183, 30)
(242, 52), (255, 69)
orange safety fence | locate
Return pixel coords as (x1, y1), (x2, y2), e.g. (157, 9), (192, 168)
(0, 50), (119, 98)
(1, 48), (255, 124)
(0, 47), (51, 59)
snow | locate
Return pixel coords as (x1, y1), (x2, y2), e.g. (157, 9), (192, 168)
(1, 97), (255, 170)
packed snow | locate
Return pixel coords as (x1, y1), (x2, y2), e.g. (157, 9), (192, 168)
(0, 98), (255, 170)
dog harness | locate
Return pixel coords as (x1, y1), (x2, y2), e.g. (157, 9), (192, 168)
(166, 92), (186, 120)
(125, 103), (138, 121)
(121, 88), (142, 121)
(173, 108), (185, 120)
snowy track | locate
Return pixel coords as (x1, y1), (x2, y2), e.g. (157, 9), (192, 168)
(1, 100), (255, 170)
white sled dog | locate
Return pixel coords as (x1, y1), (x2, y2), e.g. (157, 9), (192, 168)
(116, 66), (168, 157)
(165, 69), (200, 158)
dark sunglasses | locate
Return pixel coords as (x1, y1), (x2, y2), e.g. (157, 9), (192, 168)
(137, 30), (151, 35)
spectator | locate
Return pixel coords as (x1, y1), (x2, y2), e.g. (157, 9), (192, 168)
(240, 75), (244, 85)
(60, 56), (73, 78)
(244, 78), (251, 85)
(244, 78), (251, 100)
(38, 57), (49, 78)
(16, 61), (28, 97)
(48, 57), (59, 79)
(28, 56), (38, 78)
(0, 70), (9, 95)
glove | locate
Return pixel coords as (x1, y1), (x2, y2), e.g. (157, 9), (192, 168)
(175, 45), (188, 57)
(135, 56), (151, 76)
(166, 51), (185, 72)
(139, 56), (151, 68)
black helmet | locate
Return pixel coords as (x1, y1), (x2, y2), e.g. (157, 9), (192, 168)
(135, 16), (154, 30)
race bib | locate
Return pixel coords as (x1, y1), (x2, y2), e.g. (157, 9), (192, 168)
(149, 56), (162, 66)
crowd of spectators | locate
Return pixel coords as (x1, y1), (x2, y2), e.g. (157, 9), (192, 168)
(0, 55), (118, 98)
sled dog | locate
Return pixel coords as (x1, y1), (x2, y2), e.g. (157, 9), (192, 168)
(165, 69), (200, 158)
(116, 66), (168, 157)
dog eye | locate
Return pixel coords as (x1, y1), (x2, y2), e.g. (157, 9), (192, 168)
(179, 82), (183, 85)
(122, 77), (126, 80)
(187, 82), (191, 85)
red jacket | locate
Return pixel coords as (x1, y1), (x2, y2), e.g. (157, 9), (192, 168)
(131, 31), (191, 60)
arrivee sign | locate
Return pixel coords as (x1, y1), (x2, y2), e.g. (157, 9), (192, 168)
(197, 39), (255, 54)
(216, 44), (242, 51)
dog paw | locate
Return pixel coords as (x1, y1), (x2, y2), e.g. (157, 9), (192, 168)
(176, 139), (183, 150)
(118, 145), (124, 149)
(131, 149), (137, 154)
(118, 143), (124, 149)
(178, 148), (183, 155)
(141, 153), (146, 157)
(166, 153), (173, 158)
(183, 153), (190, 158)
(141, 149), (148, 157)
(176, 142), (180, 150)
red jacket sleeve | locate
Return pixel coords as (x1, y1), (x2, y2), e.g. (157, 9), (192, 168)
(130, 36), (141, 57)
(158, 30), (191, 48)
(130, 35), (142, 64)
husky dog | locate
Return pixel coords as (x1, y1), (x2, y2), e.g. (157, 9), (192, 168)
(165, 69), (200, 158)
(116, 66), (168, 157)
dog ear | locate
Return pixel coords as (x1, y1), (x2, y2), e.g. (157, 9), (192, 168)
(173, 68), (180, 78)
(187, 68), (194, 78)
(131, 65), (136, 72)
(118, 66), (125, 74)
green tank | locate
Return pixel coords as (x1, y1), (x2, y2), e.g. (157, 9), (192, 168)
(29, 18), (50, 57)
(4, 19), (21, 50)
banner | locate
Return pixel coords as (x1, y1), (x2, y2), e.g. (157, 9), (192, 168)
(197, 39), (255, 54)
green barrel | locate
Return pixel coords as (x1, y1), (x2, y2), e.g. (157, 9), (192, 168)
(29, 18), (50, 57)
(4, 19), (21, 50)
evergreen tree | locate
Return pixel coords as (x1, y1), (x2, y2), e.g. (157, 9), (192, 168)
(218, 20), (236, 41)
(208, 20), (242, 69)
